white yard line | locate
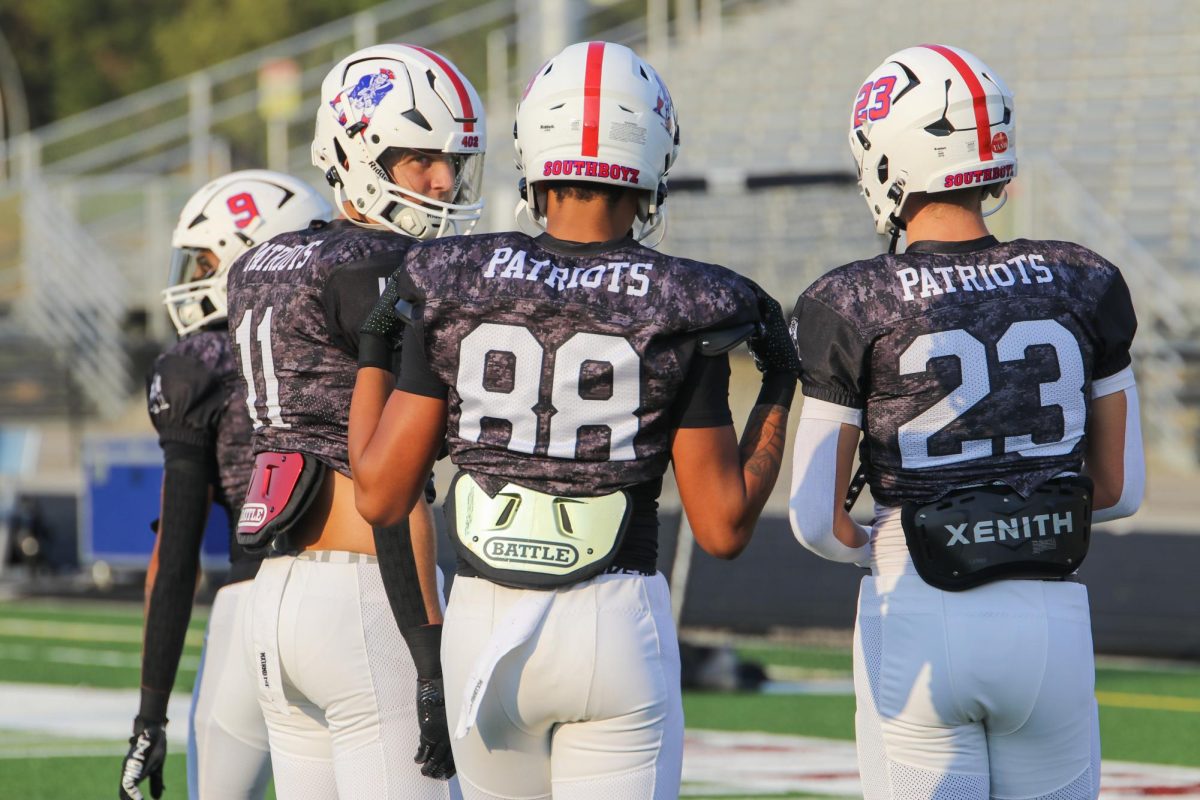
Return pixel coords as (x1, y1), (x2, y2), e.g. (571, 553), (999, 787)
(0, 683), (191, 750)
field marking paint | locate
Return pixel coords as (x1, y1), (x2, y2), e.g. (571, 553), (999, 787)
(1096, 691), (1200, 713)
(763, 678), (1200, 714)
(0, 682), (191, 750)
(0, 642), (199, 671)
(0, 617), (204, 648)
(4, 681), (1200, 798)
(682, 730), (1200, 798)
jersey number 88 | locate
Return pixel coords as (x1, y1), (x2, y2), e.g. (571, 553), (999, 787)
(456, 323), (641, 461)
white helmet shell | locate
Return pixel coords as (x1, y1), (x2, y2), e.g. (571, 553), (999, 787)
(849, 44), (1016, 235)
(312, 43), (486, 240)
(514, 41), (679, 242)
(164, 170), (333, 336)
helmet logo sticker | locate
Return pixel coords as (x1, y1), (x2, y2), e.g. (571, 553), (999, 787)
(991, 132), (1009, 153)
(330, 68), (396, 129)
(650, 72), (675, 135)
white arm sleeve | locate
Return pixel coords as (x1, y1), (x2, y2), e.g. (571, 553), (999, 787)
(789, 399), (872, 564)
(1091, 371), (1145, 524)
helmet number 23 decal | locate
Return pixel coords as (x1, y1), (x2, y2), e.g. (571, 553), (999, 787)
(457, 323), (640, 461)
(852, 76), (896, 129)
(226, 192), (261, 230)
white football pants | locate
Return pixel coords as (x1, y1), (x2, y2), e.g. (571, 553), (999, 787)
(442, 572), (683, 800)
(246, 551), (459, 800)
(188, 579), (272, 800)
(854, 573), (1101, 800)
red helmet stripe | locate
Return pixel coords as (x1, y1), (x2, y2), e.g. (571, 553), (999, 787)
(408, 45), (476, 133)
(922, 44), (993, 162)
(582, 42), (606, 157)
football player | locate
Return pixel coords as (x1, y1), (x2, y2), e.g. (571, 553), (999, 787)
(120, 170), (333, 800)
(224, 43), (484, 799)
(788, 45), (1143, 799)
(348, 41), (799, 800)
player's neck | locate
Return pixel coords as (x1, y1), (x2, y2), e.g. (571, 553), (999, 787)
(903, 201), (990, 246)
(544, 194), (638, 244)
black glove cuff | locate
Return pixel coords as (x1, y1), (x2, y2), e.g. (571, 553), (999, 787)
(359, 330), (397, 372)
(401, 623), (443, 680)
(133, 711), (167, 735)
(755, 371), (797, 409)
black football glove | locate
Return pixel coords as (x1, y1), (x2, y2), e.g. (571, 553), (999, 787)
(358, 273), (414, 372)
(119, 716), (167, 800)
(413, 677), (455, 780)
(746, 286), (802, 377)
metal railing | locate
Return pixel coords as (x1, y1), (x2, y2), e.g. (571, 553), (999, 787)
(1018, 155), (1199, 467)
(19, 184), (132, 417)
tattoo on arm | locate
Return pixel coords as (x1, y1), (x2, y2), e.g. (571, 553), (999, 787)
(740, 404), (788, 483)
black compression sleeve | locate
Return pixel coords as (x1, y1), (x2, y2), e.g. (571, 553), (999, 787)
(139, 451), (210, 723)
(372, 520), (442, 678)
(395, 316), (449, 400)
(673, 353), (734, 429)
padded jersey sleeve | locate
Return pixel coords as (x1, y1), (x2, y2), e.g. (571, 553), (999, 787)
(146, 354), (224, 451)
(322, 251), (408, 358)
(1092, 269), (1137, 380)
(789, 294), (870, 409)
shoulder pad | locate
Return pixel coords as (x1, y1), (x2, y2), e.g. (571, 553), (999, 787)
(698, 322), (757, 356)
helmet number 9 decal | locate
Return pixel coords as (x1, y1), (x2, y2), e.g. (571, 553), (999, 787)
(897, 319), (1085, 468)
(226, 192), (261, 230)
(457, 323), (640, 461)
(852, 76), (897, 129)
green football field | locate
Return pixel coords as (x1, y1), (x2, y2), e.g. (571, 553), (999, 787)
(0, 598), (1197, 799)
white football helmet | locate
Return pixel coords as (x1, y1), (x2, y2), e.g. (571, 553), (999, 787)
(312, 43), (486, 239)
(514, 41), (679, 243)
(849, 44), (1016, 236)
(164, 170), (333, 336)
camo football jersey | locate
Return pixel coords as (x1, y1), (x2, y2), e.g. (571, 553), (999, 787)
(225, 219), (413, 476)
(392, 231), (760, 499)
(147, 327), (260, 578)
(791, 236), (1136, 506)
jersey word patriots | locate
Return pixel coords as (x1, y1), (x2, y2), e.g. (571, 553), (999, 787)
(225, 219), (413, 476)
(147, 328), (259, 576)
(791, 236), (1136, 506)
(394, 232), (760, 499)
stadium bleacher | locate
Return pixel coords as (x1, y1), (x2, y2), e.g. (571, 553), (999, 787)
(0, 0), (1196, 465)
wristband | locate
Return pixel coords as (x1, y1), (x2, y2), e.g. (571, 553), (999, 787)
(755, 371), (797, 409)
(358, 331), (396, 372)
(138, 687), (170, 725)
(401, 623), (443, 680)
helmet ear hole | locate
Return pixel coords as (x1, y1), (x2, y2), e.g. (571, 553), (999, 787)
(876, 155), (889, 185)
(333, 138), (350, 171)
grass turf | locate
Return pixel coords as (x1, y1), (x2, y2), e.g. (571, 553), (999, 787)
(2, 598), (1199, 799)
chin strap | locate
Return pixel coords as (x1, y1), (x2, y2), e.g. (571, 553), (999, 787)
(982, 187), (1009, 218)
(887, 216), (904, 254)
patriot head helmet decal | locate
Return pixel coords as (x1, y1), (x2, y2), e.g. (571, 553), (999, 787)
(330, 68), (397, 129)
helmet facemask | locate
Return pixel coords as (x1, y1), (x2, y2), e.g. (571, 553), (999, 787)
(162, 170), (333, 337)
